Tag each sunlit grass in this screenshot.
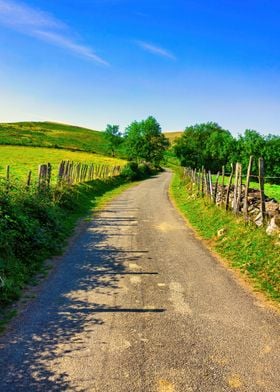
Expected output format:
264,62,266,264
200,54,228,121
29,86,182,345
0,146,126,181
0,121,109,154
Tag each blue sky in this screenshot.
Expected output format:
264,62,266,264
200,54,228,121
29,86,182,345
0,0,280,135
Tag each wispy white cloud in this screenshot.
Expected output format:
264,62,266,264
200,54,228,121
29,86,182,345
34,30,109,65
136,40,176,60
0,0,63,29
0,0,109,65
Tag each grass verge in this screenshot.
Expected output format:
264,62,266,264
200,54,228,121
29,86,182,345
170,167,280,304
0,176,137,321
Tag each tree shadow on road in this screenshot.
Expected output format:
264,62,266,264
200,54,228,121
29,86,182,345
0,211,163,391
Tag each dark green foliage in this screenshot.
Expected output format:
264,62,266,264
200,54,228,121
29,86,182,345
264,135,280,182
120,162,154,180
121,162,140,180
173,122,280,182
104,124,123,157
235,130,266,175
124,116,169,166
0,182,68,305
173,122,234,172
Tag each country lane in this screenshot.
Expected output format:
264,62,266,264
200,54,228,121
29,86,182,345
0,171,279,392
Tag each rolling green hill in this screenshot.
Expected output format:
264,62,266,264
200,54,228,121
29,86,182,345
0,121,108,154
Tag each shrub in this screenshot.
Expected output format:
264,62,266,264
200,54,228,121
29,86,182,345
120,162,140,180
0,182,73,306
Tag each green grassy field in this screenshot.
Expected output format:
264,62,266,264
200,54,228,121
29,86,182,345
0,146,126,181
0,121,109,154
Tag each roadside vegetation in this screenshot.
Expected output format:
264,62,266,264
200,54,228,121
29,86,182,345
170,167,280,304
0,116,168,317
0,175,137,310
166,121,280,305
173,122,280,183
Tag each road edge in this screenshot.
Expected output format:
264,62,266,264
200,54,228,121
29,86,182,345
167,169,280,315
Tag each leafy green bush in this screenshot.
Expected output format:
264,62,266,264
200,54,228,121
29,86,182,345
120,162,140,180
121,161,156,180
0,182,77,306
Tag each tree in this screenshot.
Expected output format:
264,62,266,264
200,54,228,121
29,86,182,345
104,124,122,157
173,121,280,183
263,135,280,183
205,130,236,171
124,116,169,166
173,122,235,172
236,129,266,174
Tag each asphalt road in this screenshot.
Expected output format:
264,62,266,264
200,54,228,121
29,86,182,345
0,171,279,392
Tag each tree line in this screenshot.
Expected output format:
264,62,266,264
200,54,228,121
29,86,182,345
103,118,280,183
173,122,280,182
104,116,169,167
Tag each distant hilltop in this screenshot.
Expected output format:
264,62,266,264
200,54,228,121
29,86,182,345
163,131,183,144
0,121,108,154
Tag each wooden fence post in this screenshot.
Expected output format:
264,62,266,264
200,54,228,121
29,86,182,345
47,163,52,187
190,169,193,192
6,165,10,181
197,170,200,192
243,156,253,221
201,167,205,196
38,164,42,189
258,157,266,224
26,170,32,188
208,170,213,199
76,163,81,183
6,165,10,192
64,161,69,182
233,163,241,213
58,160,65,184
225,164,234,210
213,171,220,204
38,164,48,190
236,163,242,213
221,166,225,206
